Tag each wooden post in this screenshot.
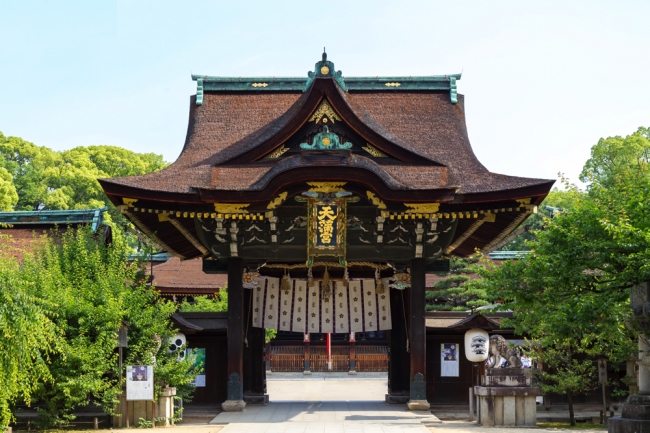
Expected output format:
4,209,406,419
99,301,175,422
386,285,410,404
303,333,312,375
407,258,429,410
349,336,357,375
243,287,269,405
126,401,130,428
222,257,246,411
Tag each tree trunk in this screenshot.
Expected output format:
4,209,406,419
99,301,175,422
567,391,575,426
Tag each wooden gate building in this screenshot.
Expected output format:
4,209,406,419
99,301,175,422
99,52,553,410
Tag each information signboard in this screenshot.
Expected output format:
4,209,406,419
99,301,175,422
441,343,459,377
126,365,154,401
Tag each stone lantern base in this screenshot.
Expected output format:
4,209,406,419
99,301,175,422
474,368,540,427
609,395,650,433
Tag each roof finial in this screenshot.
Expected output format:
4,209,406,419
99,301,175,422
322,48,327,62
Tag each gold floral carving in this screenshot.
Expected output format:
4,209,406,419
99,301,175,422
251,83,268,87
385,82,401,87
366,191,387,209
213,203,250,214
516,198,531,206
122,197,138,207
267,192,288,210
308,100,342,124
265,145,289,159
307,182,347,193
362,144,387,158
404,203,440,213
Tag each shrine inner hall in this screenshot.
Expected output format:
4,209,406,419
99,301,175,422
99,52,554,411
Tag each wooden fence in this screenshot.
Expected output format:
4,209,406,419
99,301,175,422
356,346,388,372
269,345,388,372
270,346,304,372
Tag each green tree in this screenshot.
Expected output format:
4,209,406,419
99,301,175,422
179,292,228,313
533,345,597,425
0,167,18,211
0,132,168,211
7,224,196,428
499,188,581,251
0,248,63,429
425,256,490,311
470,126,650,424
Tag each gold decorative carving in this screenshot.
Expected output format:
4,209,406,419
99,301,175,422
362,144,387,158
267,192,288,210
265,145,289,159
213,203,250,214
307,182,347,193
516,198,531,206
158,212,170,222
404,203,440,213
385,82,401,87
122,197,138,207
251,83,268,87
366,191,387,209
320,66,330,75
308,100,342,124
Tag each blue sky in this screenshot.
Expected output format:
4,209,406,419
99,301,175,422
1,1,649,186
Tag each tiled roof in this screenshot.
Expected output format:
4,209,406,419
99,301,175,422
151,257,226,293
101,77,552,196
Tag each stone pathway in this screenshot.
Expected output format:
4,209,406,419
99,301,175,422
267,373,388,402
209,401,440,433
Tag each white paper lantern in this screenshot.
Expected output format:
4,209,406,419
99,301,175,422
464,328,489,362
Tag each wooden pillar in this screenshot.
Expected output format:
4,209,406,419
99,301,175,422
386,285,410,404
222,257,246,411
349,339,357,375
243,289,269,404
303,334,312,375
408,258,429,410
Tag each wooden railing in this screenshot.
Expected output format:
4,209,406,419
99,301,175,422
356,346,388,372
269,345,388,372
311,347,349,372
270,346,304,372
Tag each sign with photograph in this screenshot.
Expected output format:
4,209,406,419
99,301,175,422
441,343,459,377
126,365,154,400
187,348,206,387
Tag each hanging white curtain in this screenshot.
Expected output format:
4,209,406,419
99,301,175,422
251,277,393,332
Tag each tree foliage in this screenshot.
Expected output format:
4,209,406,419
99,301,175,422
0,225,197,429
179,292,228,313
425,256,490,311
0,132,167,211
470,126,650,422
0,246,62,429
0,167,18,211
499,188,581,251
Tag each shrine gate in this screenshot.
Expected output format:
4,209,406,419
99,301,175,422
99,52,553,411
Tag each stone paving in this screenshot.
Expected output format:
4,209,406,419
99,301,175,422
208,372,440,432
210,401,438,432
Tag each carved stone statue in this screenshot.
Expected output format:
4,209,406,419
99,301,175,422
489,334,521,368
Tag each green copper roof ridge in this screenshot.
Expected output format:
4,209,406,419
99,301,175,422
191,73,462,82
192,53,461,104
0,207,107,232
